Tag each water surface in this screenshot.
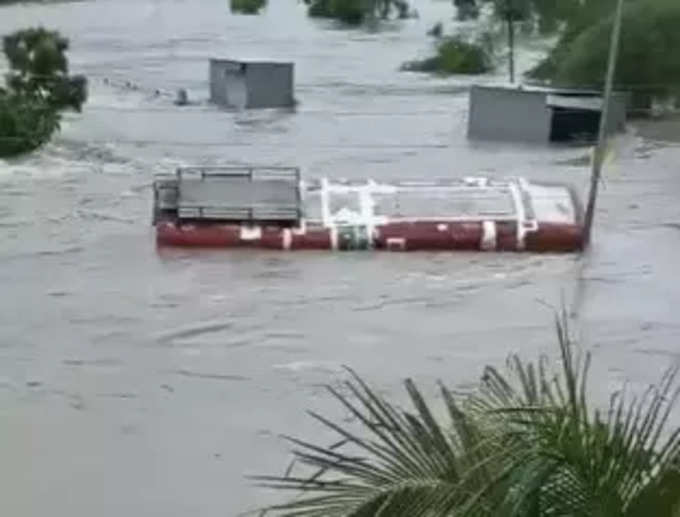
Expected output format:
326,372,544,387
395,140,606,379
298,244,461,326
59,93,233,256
1,1,680,515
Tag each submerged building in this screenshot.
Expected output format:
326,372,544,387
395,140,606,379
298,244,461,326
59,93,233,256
209,58,294,110
467,84,628,143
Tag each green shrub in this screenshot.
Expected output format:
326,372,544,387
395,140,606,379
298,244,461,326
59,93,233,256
454,0,479,20
330,0,364,24
307,0,334,17
305,0,364,23
0,93,60,158
304,0,410,25
230,0,266,15
401,36,492,75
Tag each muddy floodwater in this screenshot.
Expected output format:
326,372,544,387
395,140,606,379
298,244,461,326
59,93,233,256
1,0,680,515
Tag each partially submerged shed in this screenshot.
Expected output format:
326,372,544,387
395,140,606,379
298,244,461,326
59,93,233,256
467,85,627,143
209,58,294,109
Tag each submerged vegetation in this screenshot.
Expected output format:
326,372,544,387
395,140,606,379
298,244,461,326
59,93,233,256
402,36,492,75
303,0,410,25
221,0,680,102
530,0,680,109
0,94,60,157
460,0,680,103
454,0,479,21
0,28,87,158
258,313,680,516
230,0,266,15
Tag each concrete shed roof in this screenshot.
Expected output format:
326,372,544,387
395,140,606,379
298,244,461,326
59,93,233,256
547,95,604,111
210,57,293,65
473,83,607,96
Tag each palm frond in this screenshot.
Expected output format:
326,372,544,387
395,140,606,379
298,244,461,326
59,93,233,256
462,310,680,517
256,311,680,517
254,368,494,516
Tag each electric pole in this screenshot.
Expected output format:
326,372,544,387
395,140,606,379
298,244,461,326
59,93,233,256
583,0,624,248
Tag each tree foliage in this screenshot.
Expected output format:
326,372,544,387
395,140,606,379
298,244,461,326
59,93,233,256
303,0,410,25
530,0,680,100
230,0,266,15
0,27,86,158
0,94,60,156
450,0,606,82
455,0,615,34
3,28,87,112
257,313,680,516
448,0,680,106
401,36,492,75
454,0,479,21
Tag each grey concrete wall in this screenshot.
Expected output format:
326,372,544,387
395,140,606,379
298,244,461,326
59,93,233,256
224,67,248,109
607,93,628,133
210,59,248,108
245,62,294,109
209,60,294,109
209,59,240,105
468,86,552,143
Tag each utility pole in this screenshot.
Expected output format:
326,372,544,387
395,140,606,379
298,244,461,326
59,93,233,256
582,0,624,248
503,0,515,83
507,13,515,83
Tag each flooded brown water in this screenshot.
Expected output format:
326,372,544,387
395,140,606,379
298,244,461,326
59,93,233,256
1,0,680,515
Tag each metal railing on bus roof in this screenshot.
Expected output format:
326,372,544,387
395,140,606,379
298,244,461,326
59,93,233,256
176,166,300,182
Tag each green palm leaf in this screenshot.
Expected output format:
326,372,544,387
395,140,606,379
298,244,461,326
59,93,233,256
462,310,680,517
253,368,496,516
256,311,680,517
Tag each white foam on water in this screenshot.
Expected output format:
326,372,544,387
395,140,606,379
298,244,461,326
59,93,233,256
272,360,343,374
0,153,84,180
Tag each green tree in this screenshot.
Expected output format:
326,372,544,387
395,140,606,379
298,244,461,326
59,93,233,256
533,0,680,101
230,0,266,15
0,28,87,158
526,0,680,116
257,314,680,516
454,0,586,33
455,0,577,82
454,0,479,21
3,28,87,112
401,36,492,75
303,0,410,25
0,94,60,156
528,0,624,81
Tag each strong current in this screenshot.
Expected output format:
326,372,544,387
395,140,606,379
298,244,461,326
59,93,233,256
1,0,679,515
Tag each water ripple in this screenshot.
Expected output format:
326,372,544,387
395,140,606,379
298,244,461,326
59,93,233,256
155,321,234,345
172,369,250,382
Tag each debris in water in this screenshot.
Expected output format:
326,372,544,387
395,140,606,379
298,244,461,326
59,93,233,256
98,392,137,399
174,369,250,382
69,395,86,411
174,88,189,106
